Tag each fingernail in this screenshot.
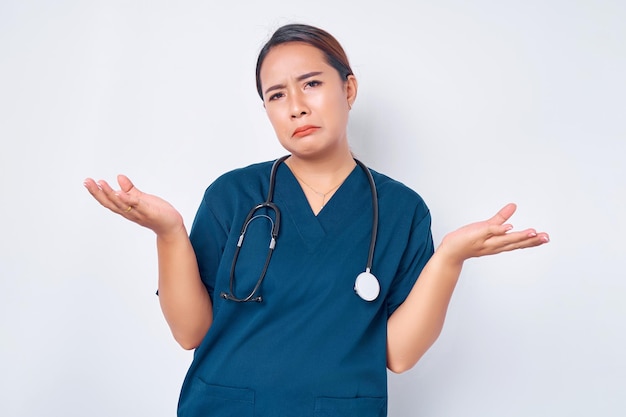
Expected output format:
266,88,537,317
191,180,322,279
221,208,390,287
541,236,550,243
528,231,537,237
505,224,513,231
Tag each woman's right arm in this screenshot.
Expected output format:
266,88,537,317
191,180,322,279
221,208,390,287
84,175,213,350
155,226,212,350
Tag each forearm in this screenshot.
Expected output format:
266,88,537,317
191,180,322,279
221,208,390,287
157,227,213,350
386,203,550,373
386,249,463,373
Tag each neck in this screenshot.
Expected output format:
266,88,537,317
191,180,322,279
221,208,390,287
285,150,355,180
285,151,357,215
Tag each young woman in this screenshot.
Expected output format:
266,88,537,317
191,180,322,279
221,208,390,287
84,23,549,417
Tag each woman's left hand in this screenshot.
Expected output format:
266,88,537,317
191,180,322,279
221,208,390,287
438,203,549,266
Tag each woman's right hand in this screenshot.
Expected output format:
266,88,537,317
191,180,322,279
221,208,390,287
83,174,185,239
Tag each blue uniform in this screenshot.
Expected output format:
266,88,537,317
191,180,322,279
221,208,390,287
178,159,434,417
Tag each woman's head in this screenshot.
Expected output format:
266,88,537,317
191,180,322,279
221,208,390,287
255,24,354,100
256,24,358,160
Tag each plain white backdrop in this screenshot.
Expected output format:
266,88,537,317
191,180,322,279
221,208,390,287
1,1,624,416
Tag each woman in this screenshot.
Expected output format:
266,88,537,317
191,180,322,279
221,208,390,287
84,23,549,417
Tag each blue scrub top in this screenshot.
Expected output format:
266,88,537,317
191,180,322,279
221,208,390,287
179,159,434,417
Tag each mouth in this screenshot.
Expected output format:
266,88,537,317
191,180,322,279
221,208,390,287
292,125,320,138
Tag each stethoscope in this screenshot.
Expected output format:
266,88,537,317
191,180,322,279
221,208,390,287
220,155,380,303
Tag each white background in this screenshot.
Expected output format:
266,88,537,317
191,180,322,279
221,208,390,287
1,1,624,416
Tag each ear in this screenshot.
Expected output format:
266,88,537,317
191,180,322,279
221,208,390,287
345,75,358,109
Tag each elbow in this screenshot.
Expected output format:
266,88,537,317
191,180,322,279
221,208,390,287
387,358,417,374
173,330,206,351
386,327,442,373
168,317,212,351
386,343,431,374
177,339,200,351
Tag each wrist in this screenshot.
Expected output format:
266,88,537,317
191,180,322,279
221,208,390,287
156,224,188,245
435,236,467,268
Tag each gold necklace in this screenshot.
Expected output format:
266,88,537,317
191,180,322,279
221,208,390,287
292,172,345,210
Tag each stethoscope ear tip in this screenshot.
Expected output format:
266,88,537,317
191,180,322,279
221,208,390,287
220,292,264,303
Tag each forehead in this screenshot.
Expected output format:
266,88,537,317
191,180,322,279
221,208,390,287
259,42,331,82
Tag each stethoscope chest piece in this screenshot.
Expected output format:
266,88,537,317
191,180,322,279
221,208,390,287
354,271,380,302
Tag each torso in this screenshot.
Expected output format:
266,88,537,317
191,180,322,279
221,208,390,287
181,159,434,417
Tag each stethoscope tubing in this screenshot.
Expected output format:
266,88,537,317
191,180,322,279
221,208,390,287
222,155,379,303
355,159,378,274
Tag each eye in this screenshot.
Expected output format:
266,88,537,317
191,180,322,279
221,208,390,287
305,80,322,88
268,92,284,101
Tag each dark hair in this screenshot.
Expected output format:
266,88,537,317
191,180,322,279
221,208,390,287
255,23,354,99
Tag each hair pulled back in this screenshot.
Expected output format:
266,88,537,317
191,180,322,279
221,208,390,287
255,24,354,100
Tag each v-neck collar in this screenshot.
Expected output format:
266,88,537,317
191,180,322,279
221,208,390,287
273,163,366,252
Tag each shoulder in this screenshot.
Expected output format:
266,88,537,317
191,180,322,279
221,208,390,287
212,160,274,185
203,160,274,196
369,168,429,219
194,160,276,220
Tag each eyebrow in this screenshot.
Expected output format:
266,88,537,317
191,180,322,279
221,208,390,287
263,71,324,96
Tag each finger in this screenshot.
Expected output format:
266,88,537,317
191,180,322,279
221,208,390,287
83,178,105,202
117,174,136,194
115,175,143,209
499,228,537,243
487,223,514,237
97,179,135,214
115,191,141,214
83,177,99,193
501,235,549,251
491,229,549,252
84,178,122,212
487,203,517,225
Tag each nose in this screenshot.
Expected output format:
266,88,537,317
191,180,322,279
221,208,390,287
289,91,309,119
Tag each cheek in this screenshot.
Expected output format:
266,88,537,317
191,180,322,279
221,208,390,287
264,107,279,126
265,108,289,137
320,94,349,126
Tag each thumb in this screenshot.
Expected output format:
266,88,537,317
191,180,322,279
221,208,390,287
117,174,137,193
488,203,517,225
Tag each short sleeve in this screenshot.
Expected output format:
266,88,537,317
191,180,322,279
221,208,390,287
386,206,434,317
188,187,230,300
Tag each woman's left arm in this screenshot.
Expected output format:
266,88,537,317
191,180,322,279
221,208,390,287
386,203,549,373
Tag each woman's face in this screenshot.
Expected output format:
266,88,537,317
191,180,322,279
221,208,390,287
259,42,357,160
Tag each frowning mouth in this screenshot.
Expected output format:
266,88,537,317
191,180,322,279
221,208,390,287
292,125,320,138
